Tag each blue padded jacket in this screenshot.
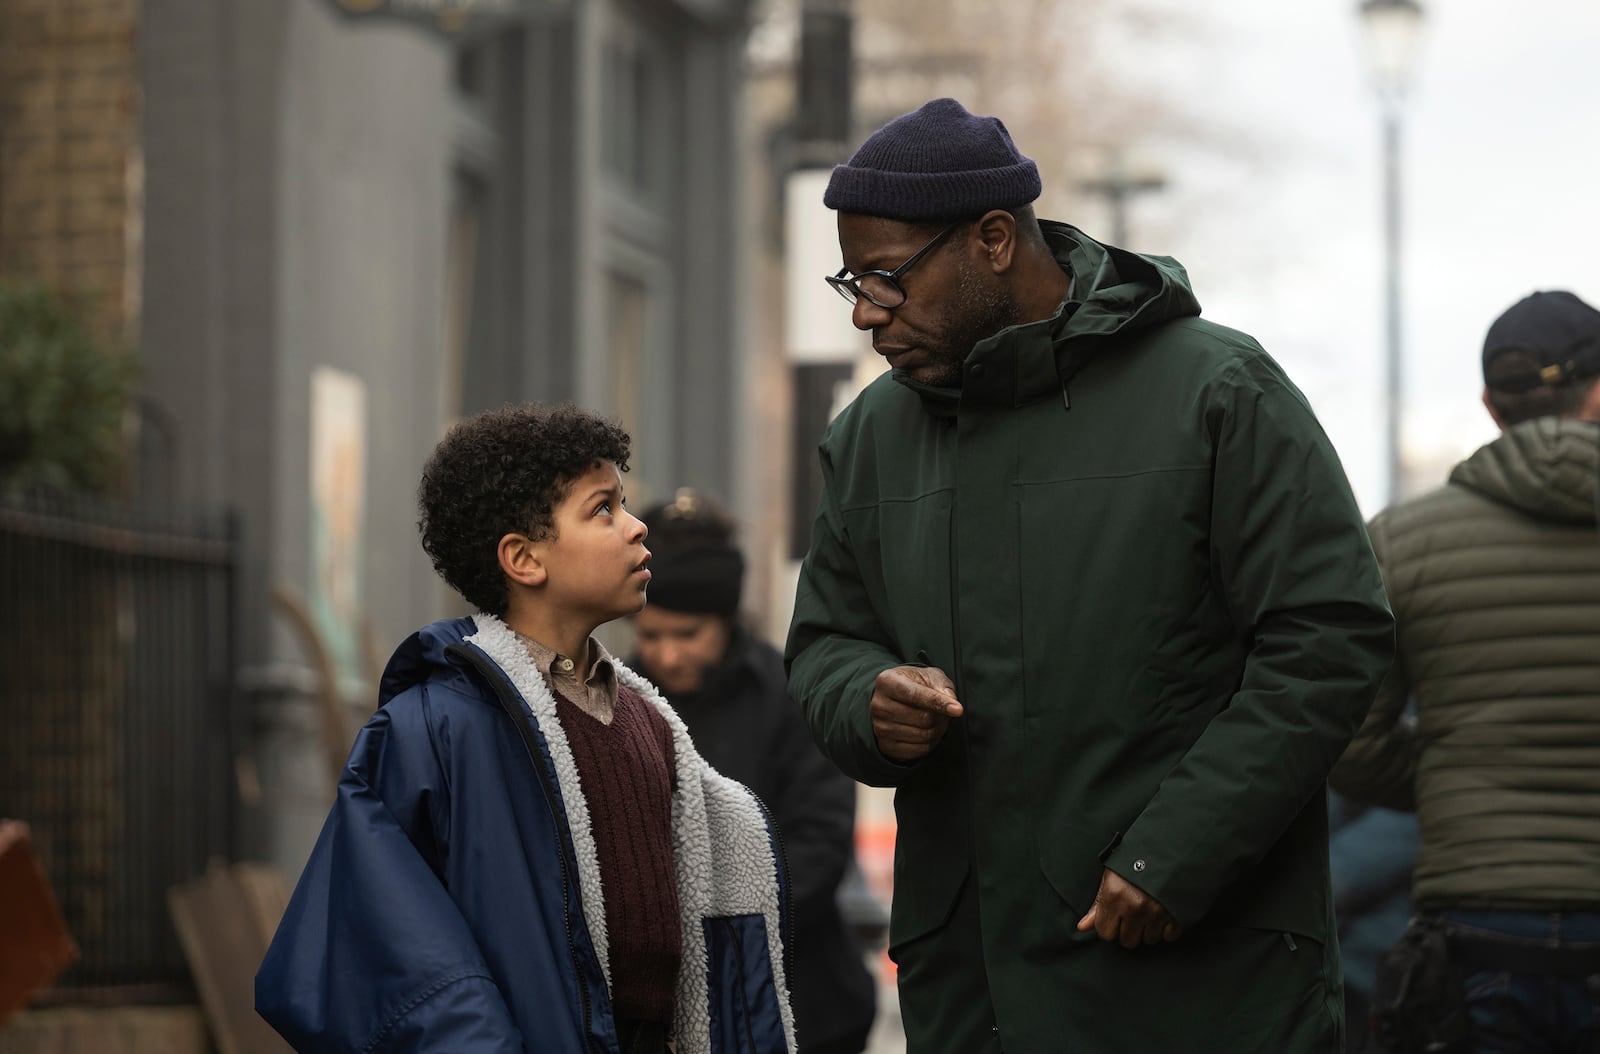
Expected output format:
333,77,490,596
256,615,793,1054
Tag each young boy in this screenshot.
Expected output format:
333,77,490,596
256,404,794,1054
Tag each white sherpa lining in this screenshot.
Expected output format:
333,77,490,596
466,615,612,988
465,615,795,1054
615,661,797,1054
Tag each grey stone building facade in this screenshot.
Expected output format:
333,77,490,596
136,0,757,876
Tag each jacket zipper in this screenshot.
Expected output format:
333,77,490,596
947,493,967,703
948,434,979,890
746,790,794,990
448,644,599,1052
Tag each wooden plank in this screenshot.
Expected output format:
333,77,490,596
230,864,290,947
0,820,78,1028
167,862,294,1054
0,1007,209,1054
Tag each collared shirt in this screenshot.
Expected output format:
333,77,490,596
517,633,619,724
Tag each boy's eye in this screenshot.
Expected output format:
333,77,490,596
595,501,612,515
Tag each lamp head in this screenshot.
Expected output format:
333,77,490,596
1359,0,1426,103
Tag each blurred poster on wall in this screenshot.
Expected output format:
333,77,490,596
311,366,367,694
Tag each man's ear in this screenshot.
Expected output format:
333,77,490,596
498,532,547,588
1580,379,1600,422
975,209,1018,273
1481,388,1508,431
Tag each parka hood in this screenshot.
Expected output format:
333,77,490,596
1450,417,1599,525
893,221,1201,414
1050,222,1200,342
377,615,478,707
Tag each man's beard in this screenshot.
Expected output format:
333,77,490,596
917,262,1022,388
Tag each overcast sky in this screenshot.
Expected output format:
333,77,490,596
1086,0,1600,515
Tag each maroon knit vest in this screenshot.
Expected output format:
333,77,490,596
554,684,682,1024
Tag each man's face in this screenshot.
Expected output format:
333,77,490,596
837,212,1020,387
535,460,653,625
631,605,731,697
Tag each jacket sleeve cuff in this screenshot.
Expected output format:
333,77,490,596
1101,838,1207,929
814,660,925,788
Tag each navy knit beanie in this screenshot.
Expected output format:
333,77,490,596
824,98,1042,222
639,489,745,618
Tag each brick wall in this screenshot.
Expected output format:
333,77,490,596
0,0,141,343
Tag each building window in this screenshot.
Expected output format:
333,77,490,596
443,169,487,425
601,25,656,195
607,268,650,439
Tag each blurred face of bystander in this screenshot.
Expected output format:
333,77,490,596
632,605,731,697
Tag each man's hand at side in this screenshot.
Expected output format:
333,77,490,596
1076,868,1182,949
871,666,963,762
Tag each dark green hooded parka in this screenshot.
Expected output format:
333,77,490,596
785,224,1395,1053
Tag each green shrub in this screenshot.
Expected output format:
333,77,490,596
0,282,136,497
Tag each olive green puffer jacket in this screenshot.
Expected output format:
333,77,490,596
1331,417,1600,910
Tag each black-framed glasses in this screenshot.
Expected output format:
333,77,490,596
826,221,963,309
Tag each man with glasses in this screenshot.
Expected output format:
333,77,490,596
785,97,1395,1053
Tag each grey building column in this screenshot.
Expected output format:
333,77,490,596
513,13,582,408
139,0,287,677
787,0,854,557
139,0,290,862
676,18,748,504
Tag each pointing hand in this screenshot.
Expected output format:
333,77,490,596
870,665,963,762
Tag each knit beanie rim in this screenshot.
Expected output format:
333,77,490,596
824,97,1042,222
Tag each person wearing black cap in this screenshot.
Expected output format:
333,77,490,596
784,98,1396,1053
632,489,878,1054
1333,290,1600,1053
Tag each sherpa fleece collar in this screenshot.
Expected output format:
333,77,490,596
463,614,795,1054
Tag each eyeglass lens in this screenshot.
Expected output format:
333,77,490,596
831,273,903,308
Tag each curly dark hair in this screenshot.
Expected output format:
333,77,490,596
417,403,631,615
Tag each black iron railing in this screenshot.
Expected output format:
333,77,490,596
0,493,238,1000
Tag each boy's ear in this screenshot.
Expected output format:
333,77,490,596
497,532,547,588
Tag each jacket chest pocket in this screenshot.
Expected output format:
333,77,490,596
1014,472,1213,718
842,491,956,662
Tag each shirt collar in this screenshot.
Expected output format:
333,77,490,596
516,632,617,688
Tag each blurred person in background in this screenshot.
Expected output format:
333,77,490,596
1333,290,1600,1054
785,97,1395,1053
1328,789,1418,1052
633,489,878,1054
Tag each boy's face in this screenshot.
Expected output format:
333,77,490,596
535,460,652,625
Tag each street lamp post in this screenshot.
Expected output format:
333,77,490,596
1077,153,1167,249
1359,0,1425,505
